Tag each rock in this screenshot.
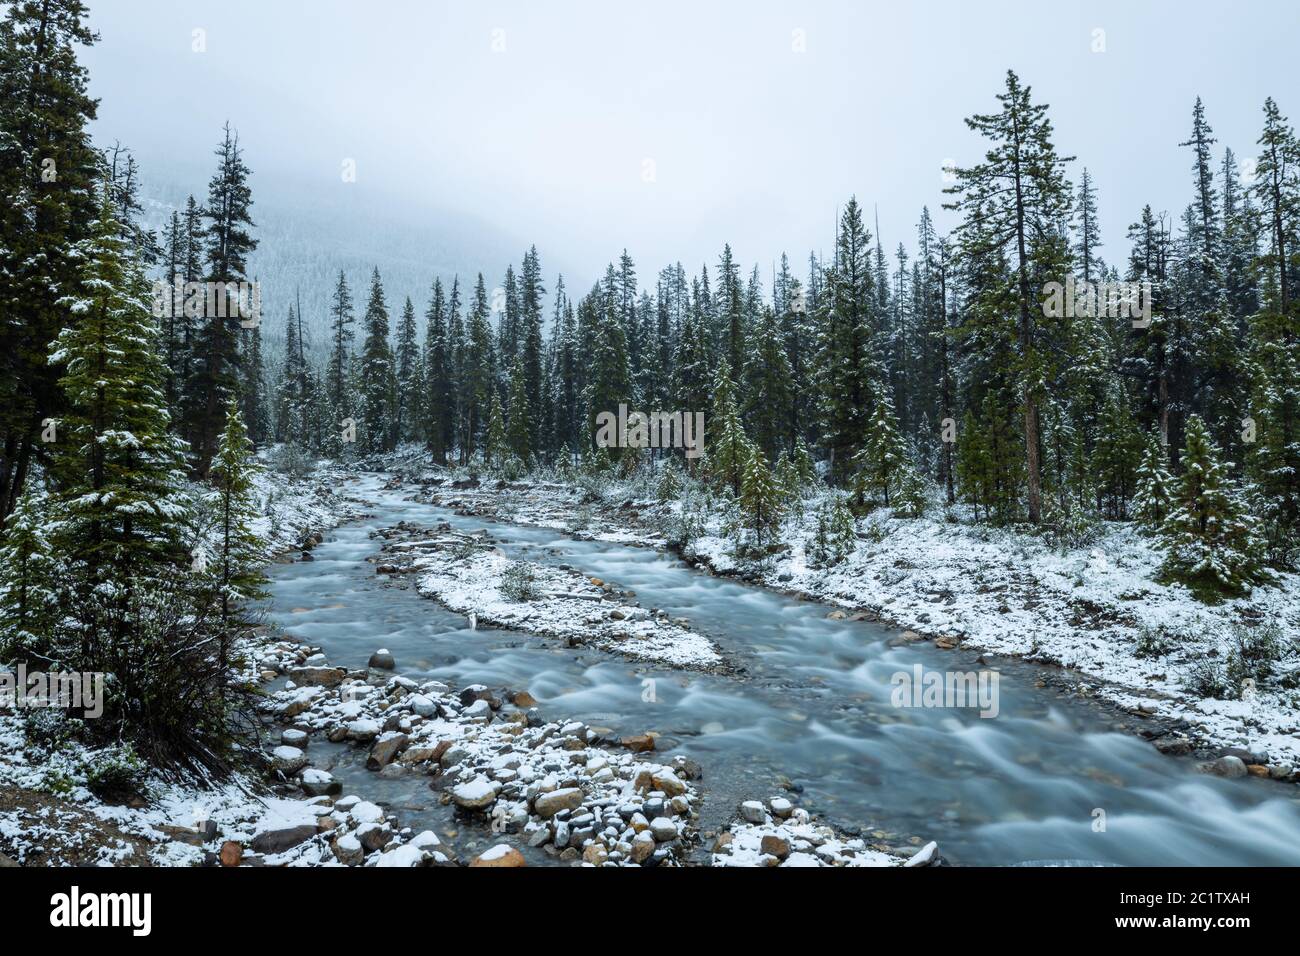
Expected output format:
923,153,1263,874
1201,755,1248,779
349,801,384,825
827,610,847,620
510,690,537,709
711,832,733,854
288,666,347,687
1269,763,1295,780
770,797,794,819
356,822,393,852
218,841,242,867
903,840,940,867
408,694,438,717
332,833,364,866
534,787,584,819
470,844,526,867
281,728,309,749
345,718,381,741
760,834,790,860
400,740,451,765
620,734,655,753
651,769,686,797
458,684,495,707
669,756,703,780
300,768,341,796
740,800,767,824
1246,764,1270,778
366,732,410,770
271,745,308,774
631,830,656,863
250,825,318,855
451,778,499,810
649,817,678,842
582,843,608,865
368,649,396,670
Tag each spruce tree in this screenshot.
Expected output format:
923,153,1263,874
1159,415,1261,596
394,295,422,444
0,487,63,662
1132,430,1175,531
739,445,783,551
706,359,750,496
358,267,396,454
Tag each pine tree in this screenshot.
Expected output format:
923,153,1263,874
187,122,257,475
853,390,910,509
422,278,452,462
945,70,1074,523
0,487,63,662
205,396,267,678
484,389,507,466
739,445,783,551
1159,415,1261,596
808,493,857,568
743,305,793,462
358,267,396,454
1132,430,1175,531
706,359,750,495
394,295,422,444
47,190,193,670
0,0,102,519
817,198,881,484
325,270,356,453
505,356,532,464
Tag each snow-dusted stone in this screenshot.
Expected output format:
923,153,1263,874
346,718,381,741
904,841,940,867
649,817,678,842
334,795,361,813
452,778,498,810
333,833,364,866
463,698,492,719
630,830,656,863
368,649,396,670
740,800,767,824
366,732,409,770
408,694,438,717
250,825,318,855
651,768,686,797
349,801,384,825
272,745,308,774
281,728,309,748
534,787,584,819
469,844,525,867
373,843,427,867
301,768,340,797
770,797,793,819
1201,755,1248,778
356,821,393,852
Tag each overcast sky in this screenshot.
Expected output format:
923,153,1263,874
81,0,1300,289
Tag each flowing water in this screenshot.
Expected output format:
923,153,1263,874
264,474,1300,866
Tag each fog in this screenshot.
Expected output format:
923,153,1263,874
82,0,1300,292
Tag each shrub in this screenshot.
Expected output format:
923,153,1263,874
81,743,147,802
1184,657,1231,700
500,562,541,602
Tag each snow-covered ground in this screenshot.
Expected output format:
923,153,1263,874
369,520,724,670
417,469,1300,774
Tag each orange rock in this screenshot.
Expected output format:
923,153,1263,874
469,845,526,867
219,841,243,867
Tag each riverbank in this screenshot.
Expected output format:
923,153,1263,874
396,459,1300,780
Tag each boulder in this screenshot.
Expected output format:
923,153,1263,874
288,666,347,688
250,825,318,855
368,649,396,670
469,844,526,867
534,787,584,819
760,834,791,860
451,778,498,810
620,734,655,753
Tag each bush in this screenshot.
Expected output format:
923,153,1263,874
1184,657,1231,700
500,562,541,602
267,442,313,478
1134,626,1175,659
81,743,147,802
1225,623,1284,689
808,495,858,568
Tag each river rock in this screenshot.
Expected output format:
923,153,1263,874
620,734,655,753
649,817,678,842
408,694,438,717
250,825,318,855
271,745,308,774
301,768,340,796
631,830,656,863
452,778,498,810
470,844,525,867
281,728,309,749
218,841,243,867
288,666,347,687
332,833,364,866
760,834,791,860
1202,755,1248,778
366,732,410,770
368,649,396,670
534,787,584,819
740,800,767,824
651,768,686,797
346,718,381,742
356,822,393,852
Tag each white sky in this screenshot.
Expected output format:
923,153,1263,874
82,0,1300,290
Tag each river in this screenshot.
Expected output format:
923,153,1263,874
263,475,1300,866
